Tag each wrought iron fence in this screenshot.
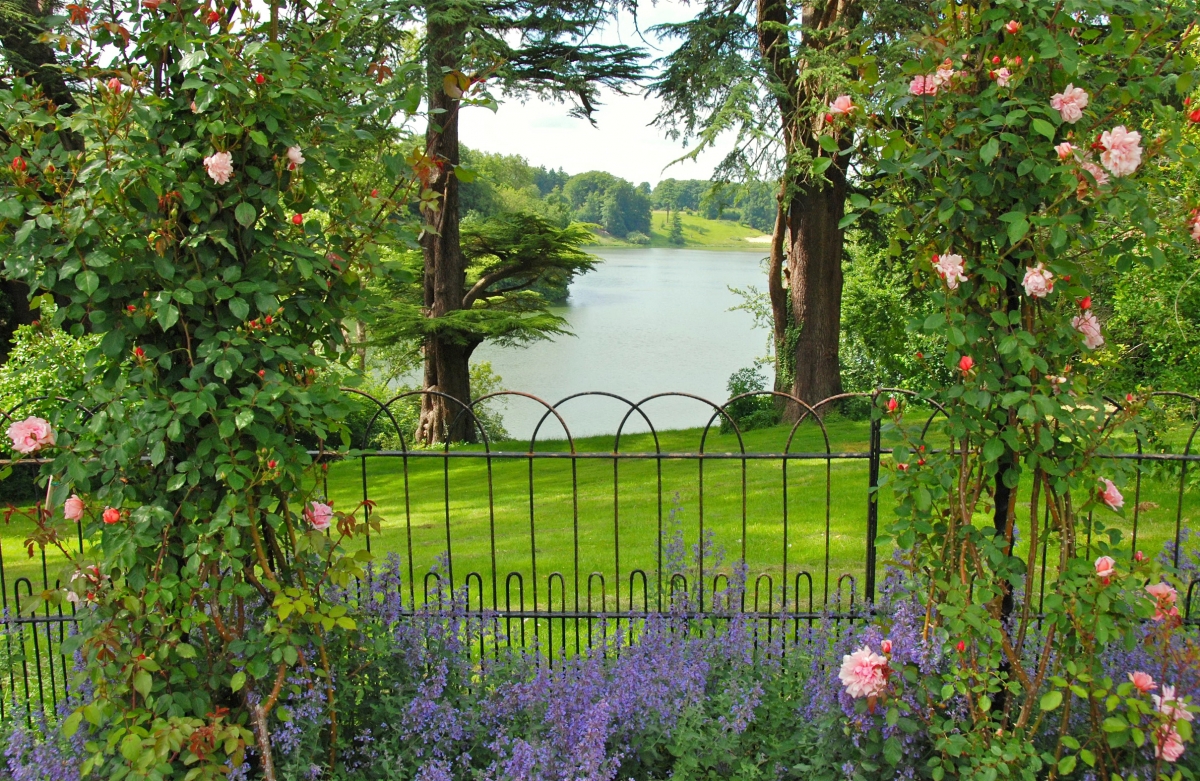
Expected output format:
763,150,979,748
2,388,1199,722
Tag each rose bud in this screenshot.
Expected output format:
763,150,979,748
292,213,304,225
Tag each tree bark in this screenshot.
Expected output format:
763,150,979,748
415,5,475,444
784,167,846,414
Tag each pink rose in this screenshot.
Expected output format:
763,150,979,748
1094,555,1115,579
306,501,333,531
203,151,234,185
828,95,855,115
1190,211,1200,243
1004,20,1021,34
106,77,122,93
1050,84,1089,123
1081,159,1109,187
1154,685,1195,723
1129,671,1157,693
1072,311,1104,349
1054,142,1075,160
838,646,889,698
995,67,1012,87
909,74,938,96
933,253,967,290
64,494,84,522
1157,726,1186,762
286,145,306,171
909,75,929,96
102,507,121,524
880,639,892,654
1099,125,1143,177
7,416,55,454
1099,478,1123,510
1022,263,1054,298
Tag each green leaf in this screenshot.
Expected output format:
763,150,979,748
235,409,254,430
980,138,1000,164
234,202,257,227
157,304,180,330
1007,217,1030,245
229,297,250,321
818,135,839,153
77,270,99,296
1031,118,1056,140
230,671,246,692
134,670,153,697
63,711,83,738
0,198,24,220
983,437,1005,462
1041,690,1063,711
176,643,197,659
1058,755,1076,775
120,733,142,762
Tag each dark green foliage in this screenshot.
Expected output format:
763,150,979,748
668,212,685,245
563,170,652,237
720,366,779,434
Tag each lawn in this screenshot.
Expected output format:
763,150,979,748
584,211,768,250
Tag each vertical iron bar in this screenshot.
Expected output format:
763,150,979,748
865,413,881,604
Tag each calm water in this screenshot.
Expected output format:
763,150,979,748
473,248,770,440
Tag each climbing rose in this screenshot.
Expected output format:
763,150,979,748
1094,556,1115,579
995,67,1012,87
839,646,889,698
1050,84,1089,123
1072,311,1104,349
7,416,55,454
1099,478,1123,510
933,253,967,289
203,151,233,185
1190,211,1200,243
106,77,122,93
286,145,305,170
1154,685,1195,723
1005,20,1021,34
1147,582,1179,621
1022,263,1054,298
64,495,84,522
1099,126,1142,177
958,355,974,373
102,507,121,524
1055,142,1075,160
1157,727,1186,762
1081,159,1109,187
306,501,333,531
828,95,854,115
909,75,935,96
932,60,955,89
1129,672,1157,693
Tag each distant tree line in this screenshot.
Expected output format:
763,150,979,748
649,179,776,234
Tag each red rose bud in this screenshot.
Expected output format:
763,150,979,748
142,0,161,9
264,315,273,324
206,10,220,24
991,56,1000,65
257,369,266,377
917,458,926,466
102,507,121,524
915,351,923,359
255,74,265,84
956,640,966,653
1080,296,1091,309
134,346,146,359
370,188,379,197
958,355,975,373
1013,56,1022,65
1126,393,1134,402
127,304,137,312
897,462,908,471
1005,20,1021,34
886,397,898,412
11,156,26,172
1185,97,1192,106
1135,550,1146,562
292,213,303,225
880,639,892,654
268,459,277,469
824,113,834,123
1189,108,1200,124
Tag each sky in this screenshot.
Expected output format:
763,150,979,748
457,2,735,187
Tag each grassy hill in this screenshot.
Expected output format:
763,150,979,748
585,210,769,251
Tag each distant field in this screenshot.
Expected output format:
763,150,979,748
585,211,768,250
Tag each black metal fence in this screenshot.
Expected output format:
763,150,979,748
3,389,1199,722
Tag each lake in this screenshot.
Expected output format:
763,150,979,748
473,247,770,440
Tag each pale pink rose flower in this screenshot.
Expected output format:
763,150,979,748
995,67,1012,87
1022,263,1054,298
933,253,968,290
1072,311,1104,349
1050,84,1089,123
1190,212,1200,243
64,495,84,522
1081,159,1109,187
306,501,333,531
909,75,929,96
1157,727,1186,762
1054,142,1075,160
1099,125,1143,177
286,145,305,170
7,416,55,454
828,95,855,115
1154,685,1195,723
1129,671,1157,693
106,77,122,93
1099,478,1123,510
203,151,233,185
1094,555,1115,579
932,60,955,89
839,646,889,698
1147,582,1178,605
190,100,199,113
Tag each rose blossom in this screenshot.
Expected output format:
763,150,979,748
7,416,55,454
1147,582,1179,620
1094,555,1115,579
1022,263,1054,298
828,95,855,115
286,145,305,170
933,253,967,289
1055,142,1075,160
839,646,889,698
880,639,892,654
1081,159,1109,187
1099,478,1123,510
64,495,84,522
1072,311,1104,349
958,355,974,373
1154,685,1195,723
102,507,121,524
1129,671,1157,693
1099,125,1142,177
995,67,1012,87
1190,211,1200,243
909,75,936,96
306,501,333,531
203,151,233,185
1005,20,1021,34
1157,727,1186,762
106,77,122,93
1050,84,1089,123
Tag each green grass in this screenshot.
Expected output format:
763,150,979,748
584,211,768,251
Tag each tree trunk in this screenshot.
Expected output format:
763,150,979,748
415,6,475,444
783,166,846,416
